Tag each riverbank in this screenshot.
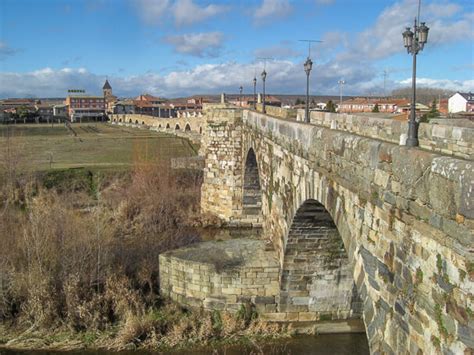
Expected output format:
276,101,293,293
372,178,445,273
0,324,369,354
0,305,292,352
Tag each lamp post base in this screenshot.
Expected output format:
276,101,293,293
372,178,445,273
405,137,419,147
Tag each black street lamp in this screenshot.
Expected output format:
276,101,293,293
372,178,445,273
239,86,243,107
261,69,267,114
304,57,313,123
402,18,429,147
253,76,257,110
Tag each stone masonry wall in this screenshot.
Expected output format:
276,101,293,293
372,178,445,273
200,108,244,221
298,110,473,160
238,109,473,354
280,199,362,321
159,239,280,314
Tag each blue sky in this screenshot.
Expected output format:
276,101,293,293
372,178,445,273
0,0,473,98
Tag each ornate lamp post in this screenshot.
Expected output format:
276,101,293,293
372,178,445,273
253,76,257,110
304,57,313,123
402,19,429,147
239,86,243,107
261,69,267,114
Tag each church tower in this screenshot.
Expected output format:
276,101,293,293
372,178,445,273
103,79,112,97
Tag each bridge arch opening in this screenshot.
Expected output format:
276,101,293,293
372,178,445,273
242,148,262,216
185,123,191,132
166,123,170,129
129,119,133,123
175,124,180,130
280,199,361,320
141,121,145,125
135,120,139,124
158,124,162,129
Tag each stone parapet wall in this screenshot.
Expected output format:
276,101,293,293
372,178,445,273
256,104,297,119
159,239,280,314
109,113,204,145
295,110,473,160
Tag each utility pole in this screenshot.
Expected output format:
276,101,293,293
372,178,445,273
338,79,345,110
383,70,388,98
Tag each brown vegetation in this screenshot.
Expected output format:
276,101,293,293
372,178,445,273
0,139,285,351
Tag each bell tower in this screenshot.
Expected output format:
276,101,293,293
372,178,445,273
103,79,112,97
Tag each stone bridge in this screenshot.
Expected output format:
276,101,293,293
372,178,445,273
160,106,473,354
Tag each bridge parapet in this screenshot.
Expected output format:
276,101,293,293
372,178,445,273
244,110,473,241
296,110,473,160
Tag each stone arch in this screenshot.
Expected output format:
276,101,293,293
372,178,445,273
185,123,191,132
242,148,262,216
142,121,145,125
135,120,139,124
129,118,133,123
166,123,170,129
119,118,122,123
158,124,162,129
279,198,362,321
175,124,180,130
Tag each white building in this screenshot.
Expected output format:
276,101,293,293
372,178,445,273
448,92,474,113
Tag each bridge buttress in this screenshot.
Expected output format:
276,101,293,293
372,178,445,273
200,108,244,221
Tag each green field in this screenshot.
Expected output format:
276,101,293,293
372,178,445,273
0,123,199,171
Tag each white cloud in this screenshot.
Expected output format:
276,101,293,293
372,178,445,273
163,32,224,57
172,0,227,26
134,0,226,26
425,2,460,18
1,63,472,99
254,0,292,21
397,77,474,92
336,0,473,62
135,0,170,25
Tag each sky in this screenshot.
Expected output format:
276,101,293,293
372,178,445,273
0,0,473,98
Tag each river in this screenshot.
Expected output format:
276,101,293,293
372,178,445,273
0,334,369,354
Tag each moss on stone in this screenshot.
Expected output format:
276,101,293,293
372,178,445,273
436,254,443,274
415,268,423,285
431,335,441,349
319,314,333,321
434,304,449,340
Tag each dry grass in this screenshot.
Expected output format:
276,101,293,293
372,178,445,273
0,137,288,351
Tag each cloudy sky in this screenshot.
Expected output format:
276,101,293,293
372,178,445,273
0,0,473,98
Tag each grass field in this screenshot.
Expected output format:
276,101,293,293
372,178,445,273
0,123,199,171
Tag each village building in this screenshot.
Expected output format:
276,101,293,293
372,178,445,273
337,97,410,114
448,92,474,113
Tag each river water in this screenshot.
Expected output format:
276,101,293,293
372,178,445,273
0,334,369,355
